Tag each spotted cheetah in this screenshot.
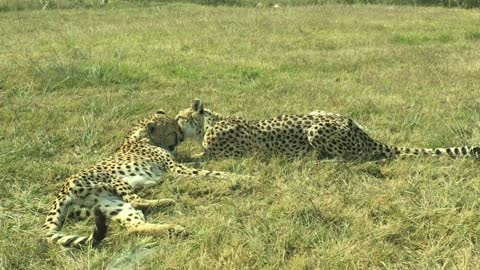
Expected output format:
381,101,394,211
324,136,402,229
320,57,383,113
176,99,480,161
43,110,232,248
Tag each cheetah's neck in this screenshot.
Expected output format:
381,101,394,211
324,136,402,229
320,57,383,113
122,122,151,146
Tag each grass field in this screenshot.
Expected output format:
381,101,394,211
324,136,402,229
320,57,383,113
1,2,480,269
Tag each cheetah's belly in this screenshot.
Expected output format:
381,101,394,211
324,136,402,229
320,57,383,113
123,172,164,190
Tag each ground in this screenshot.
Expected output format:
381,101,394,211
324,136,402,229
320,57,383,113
1,2,480,269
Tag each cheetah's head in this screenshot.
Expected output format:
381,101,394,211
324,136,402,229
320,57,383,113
145,110,184,152
175,98,204,143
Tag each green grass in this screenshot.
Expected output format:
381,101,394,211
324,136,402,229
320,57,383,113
1,2,480,269
1,0,480,11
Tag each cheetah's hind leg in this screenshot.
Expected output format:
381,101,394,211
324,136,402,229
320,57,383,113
96,196,187,239
66,205,95,220
110,178,176,210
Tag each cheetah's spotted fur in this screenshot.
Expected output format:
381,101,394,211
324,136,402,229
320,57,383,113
176,99,480,161
43,110,231,248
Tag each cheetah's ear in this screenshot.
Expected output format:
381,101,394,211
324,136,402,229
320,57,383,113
156,110,166,115
192,98,204,114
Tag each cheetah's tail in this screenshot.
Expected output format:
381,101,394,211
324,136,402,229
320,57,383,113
381,144,480,160
44,207,108,248
92,207,108,246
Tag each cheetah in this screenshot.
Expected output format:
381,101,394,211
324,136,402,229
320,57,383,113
176,99,480,161
43,110,232,248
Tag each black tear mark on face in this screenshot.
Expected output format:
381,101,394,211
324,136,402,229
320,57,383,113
149,124,156,135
